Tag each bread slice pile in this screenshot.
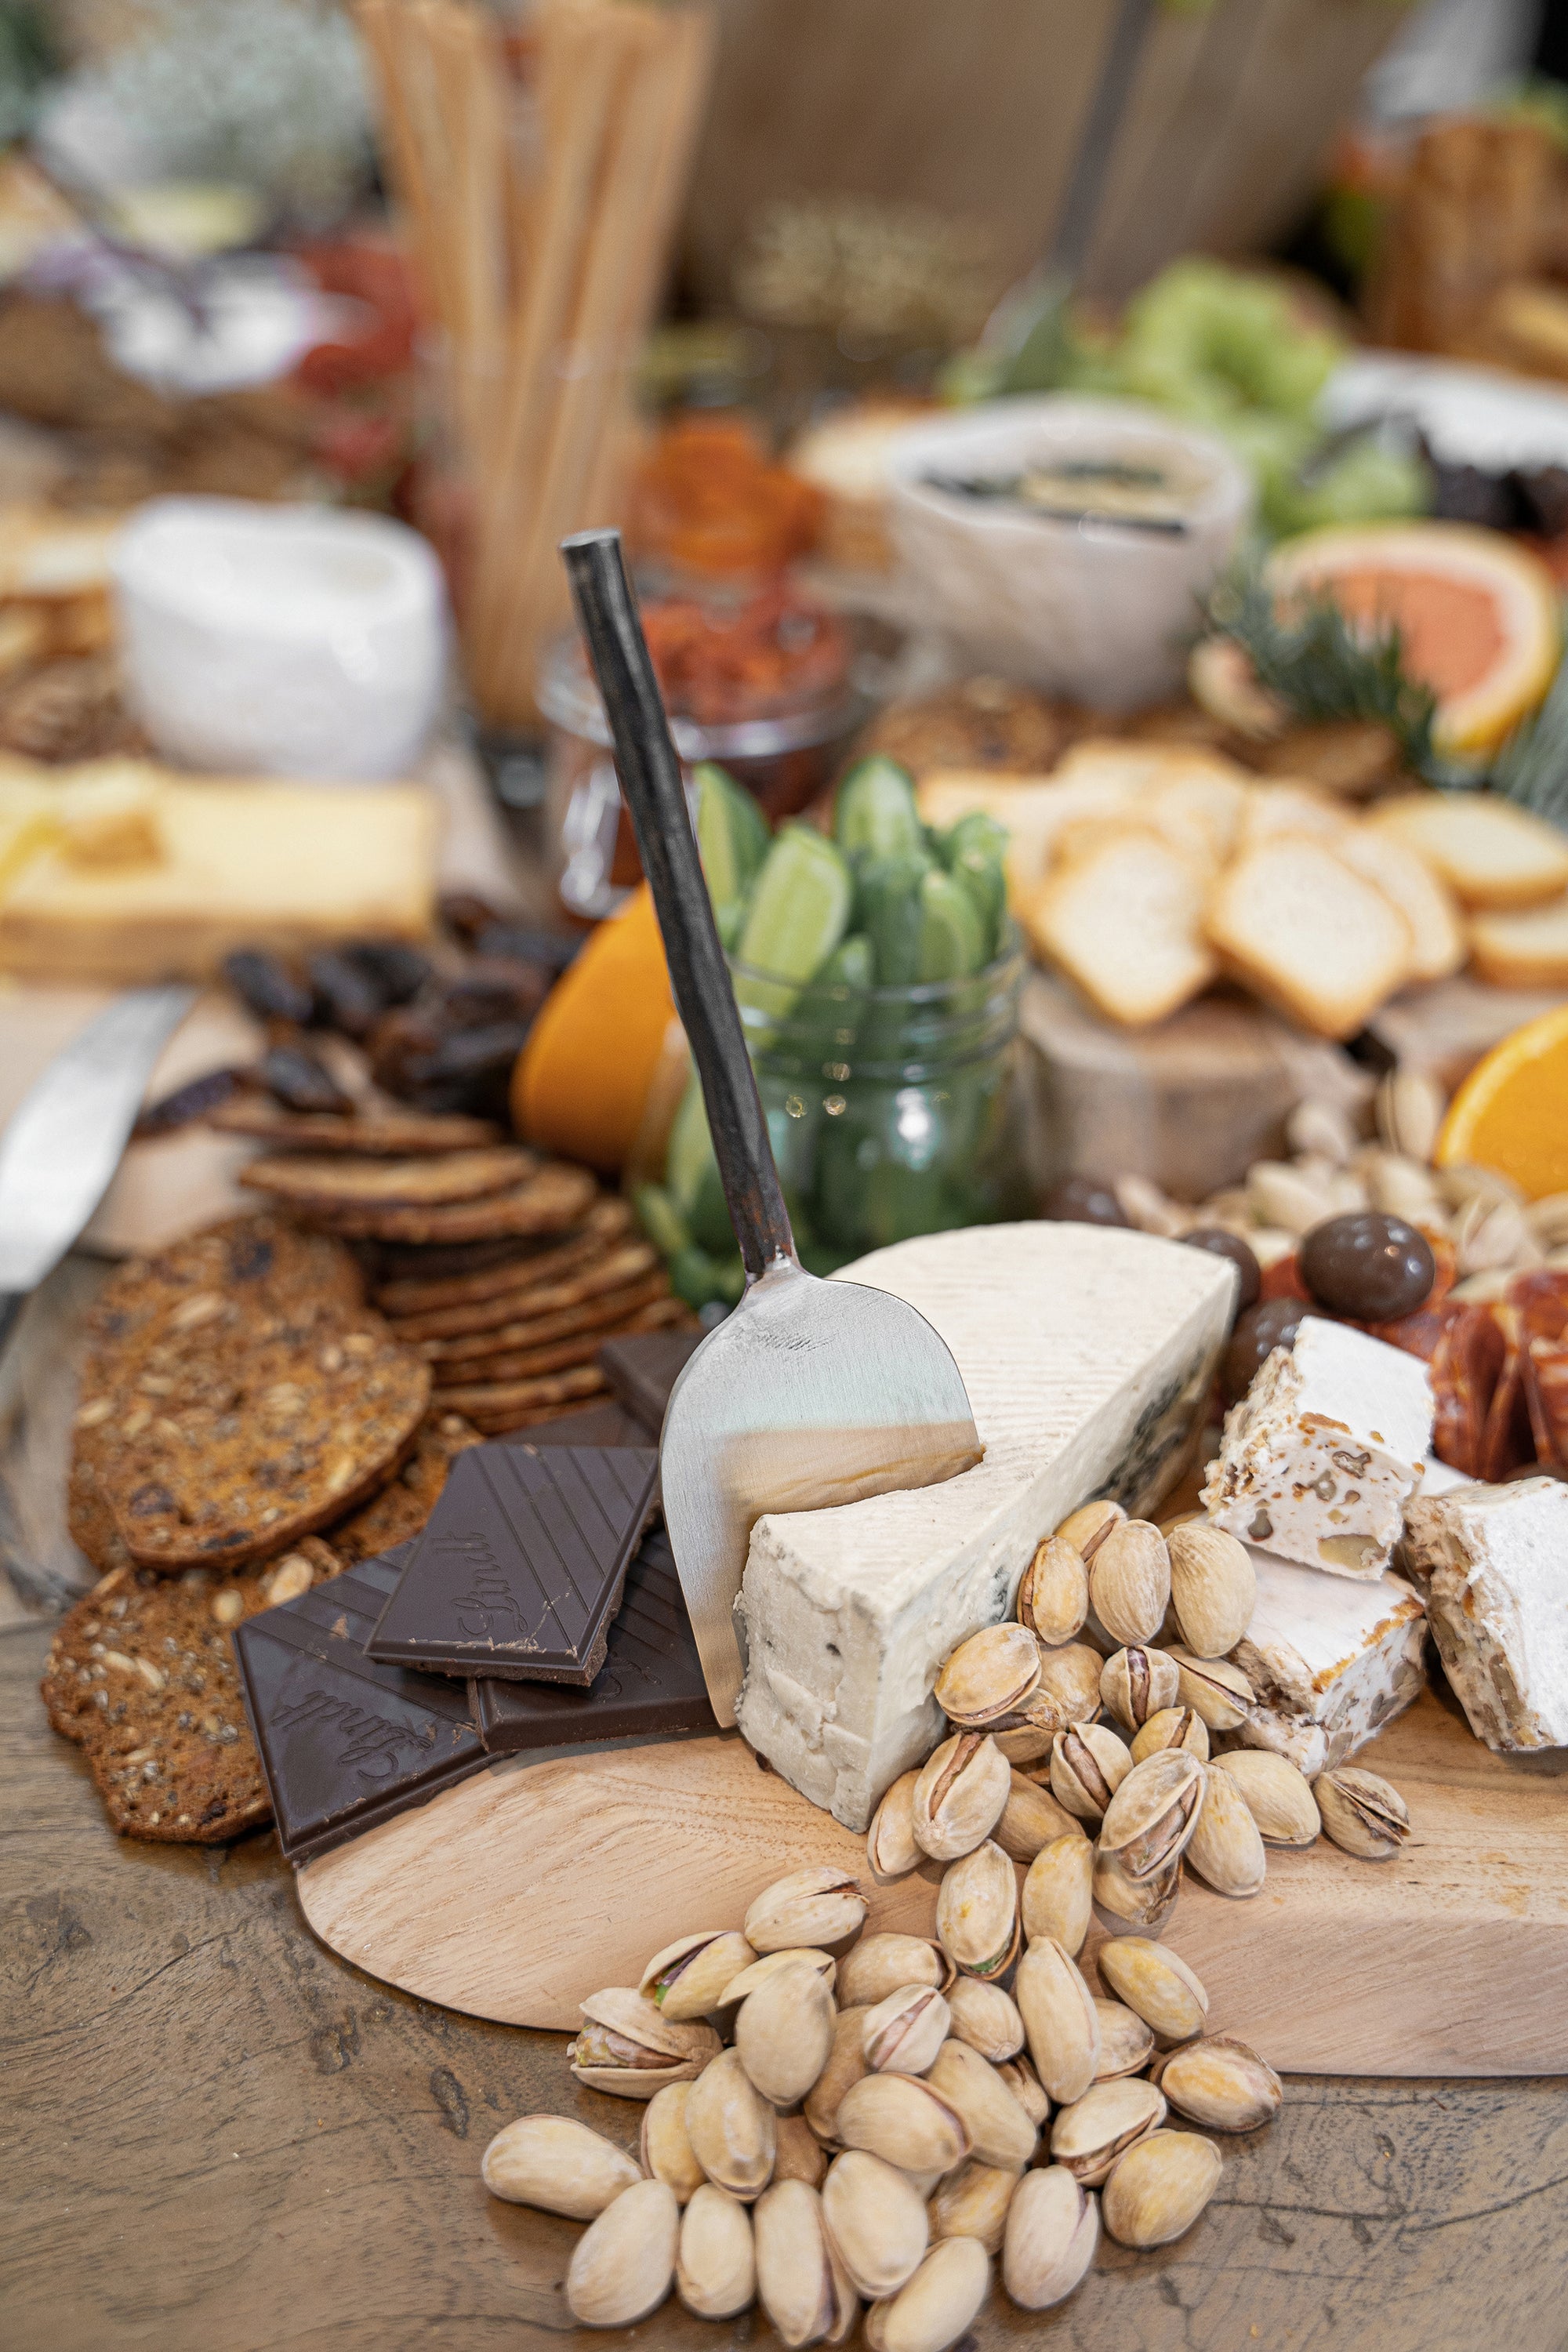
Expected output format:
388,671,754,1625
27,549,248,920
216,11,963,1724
920,743,1568,1036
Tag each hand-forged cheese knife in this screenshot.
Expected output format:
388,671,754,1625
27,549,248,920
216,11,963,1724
562,529,983,1726
0,983,195,1359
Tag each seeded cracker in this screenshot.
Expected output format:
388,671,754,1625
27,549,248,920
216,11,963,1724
428,1297,693,1392
327,1410,483,1563
100,1311,430,1570
41,1539,343,1842
305,1161,597,1244
387,1234,656,1344
208,1102,503,1154
416,1265,670,1365
239,1144,536,1212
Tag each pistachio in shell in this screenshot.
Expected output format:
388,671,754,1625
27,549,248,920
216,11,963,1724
867,1771,924,1882
1215,1748,1319,1846
1184,1758,1267,1897
685,2045,777,2200
838,1933,950,2009
775,2111,830,2188
568,1987,721,2099
1099,1643,1180,1732
753,2177,856,2347
641,2082,706,2202
1098,1748,1207,1879
1097,1936,1210,2042
1029,1640,1105,1730
1017,1535,1088,1645
1313,1765,1410,1859
1152,2034,1283,2133
862,1984,952,2077
835,2072,971,2177
1167,1646,1254,1732
1014,1936,1101,2105
481,2113,641,2217
1001,2164,1099,2310
736,1956,837,2107
677,2181,757,2320
995,2052,1050,2128
821,2148,931,2300
1054,1497,1125,1562
1091,1848,1181,1939
641,1928,757,2022
924,2037,1038,2172
1167,1520,1257,1657
935,1621,1042,1727
1020,1832,1095,1957
566,2176,680,2327
1049,2076,1167,2185
745,1865,866,1955
1131,1704,1210,1765
928,2159,1020,2256
993,1767,1083,1864
1048,1721,1132,1824
944,1973,1025,2063
1088,1519,1171,1646
804,2006,872,2147
719,1946,837,2020
1101,2128,1221,2248
912,1731,1011,1862
1091,1998,1156,2081
863,2235,990,2352
935,1837,1019,1980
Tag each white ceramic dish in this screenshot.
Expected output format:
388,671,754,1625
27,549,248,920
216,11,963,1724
1323,350,1568,472
113,497,448,780
885,397,1252,710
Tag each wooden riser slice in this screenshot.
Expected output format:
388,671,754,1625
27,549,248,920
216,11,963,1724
296,1690,1568,2075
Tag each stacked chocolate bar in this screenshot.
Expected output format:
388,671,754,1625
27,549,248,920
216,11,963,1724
234,1330,714,1861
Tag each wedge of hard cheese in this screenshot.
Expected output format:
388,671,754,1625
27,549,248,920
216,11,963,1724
1227,1544,1427,1777
734,1224,1235,1829
1401,1477,1568,1751
0,773,438,979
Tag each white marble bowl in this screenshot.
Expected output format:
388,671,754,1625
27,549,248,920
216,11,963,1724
886,397,1252,710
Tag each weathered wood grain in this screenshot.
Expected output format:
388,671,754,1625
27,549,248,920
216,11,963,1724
5,1619,1568,2352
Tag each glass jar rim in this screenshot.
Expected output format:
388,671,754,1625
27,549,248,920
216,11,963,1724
536,628,870,757
728,932,1025,1007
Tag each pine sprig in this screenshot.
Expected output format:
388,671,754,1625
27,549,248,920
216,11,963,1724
1492,635,1568,828
1205,571,1440,780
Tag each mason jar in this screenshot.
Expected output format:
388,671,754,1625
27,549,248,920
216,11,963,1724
731,935,1030,1270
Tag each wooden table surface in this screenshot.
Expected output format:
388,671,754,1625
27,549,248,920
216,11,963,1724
4,1615,1566,2352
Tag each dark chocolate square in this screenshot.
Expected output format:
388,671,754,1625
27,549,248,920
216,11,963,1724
233,1545,490,1864
597,1329,702,1436
365,1442,659,1686
470,1527,717,1753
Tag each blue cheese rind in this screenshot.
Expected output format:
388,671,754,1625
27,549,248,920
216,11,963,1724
1225,1543,1427,1777
1201,1316,1434,1579
734,1225,1234,1831
1401,1477,1568,1753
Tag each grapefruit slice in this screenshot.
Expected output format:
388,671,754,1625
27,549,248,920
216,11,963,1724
1436,1002,1568,1201
1267,521,1560,759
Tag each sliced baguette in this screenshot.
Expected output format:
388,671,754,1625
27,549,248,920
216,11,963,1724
1025,826,1217,1026
1205,832,1414,1039
1369,790,1568,909
1468,893,1568,986
1331,823,1467,982
1236,779,1347,847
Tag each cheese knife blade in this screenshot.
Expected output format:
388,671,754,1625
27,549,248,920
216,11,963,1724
561,532,983,1727
0,983,195,1349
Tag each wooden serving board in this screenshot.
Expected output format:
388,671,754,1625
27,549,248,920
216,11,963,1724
297,1687,1568,2076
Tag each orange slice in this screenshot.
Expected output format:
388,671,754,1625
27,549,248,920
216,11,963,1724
1267,521,1560,760
1435,1002,1568,1200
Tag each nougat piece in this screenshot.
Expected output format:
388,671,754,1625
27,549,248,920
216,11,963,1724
1401,1477,1568,1752
1226,1545,1428,1777
1202,1316,1434,1579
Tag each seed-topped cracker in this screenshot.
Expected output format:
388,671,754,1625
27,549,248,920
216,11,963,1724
306,1161,597,1245
239,1145,536,1212
435,1363,613,1432
426,1296,689,1392
376,1203,637,1330
96,1311,430,1570
41,1537,343,1842
326,1409,482,1563
416,1263,670,1366
208,1102,503,1154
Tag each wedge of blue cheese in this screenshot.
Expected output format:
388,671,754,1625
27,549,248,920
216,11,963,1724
1402,1477,1568,1752
733,1225,1234,1830
1201,1316,1433,1579
1225,1544,1427,1777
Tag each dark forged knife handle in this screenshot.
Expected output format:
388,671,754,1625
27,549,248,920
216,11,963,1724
0,1290,22,1361
561,528,797,1284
